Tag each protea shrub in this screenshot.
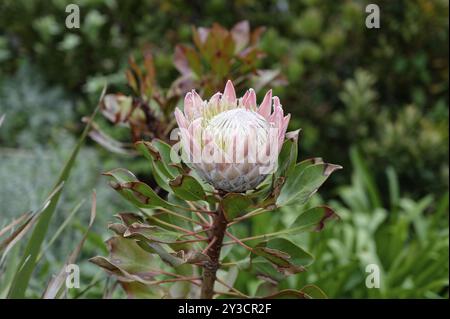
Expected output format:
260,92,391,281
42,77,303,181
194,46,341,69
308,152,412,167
91,80,342,299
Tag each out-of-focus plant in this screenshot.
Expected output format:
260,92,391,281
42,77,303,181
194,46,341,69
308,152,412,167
95,50,180,149
292,149,449,298
0,64,128,232
0,62,73,147
333,69,449,193
366,105,449,192
259,0,448,196
173,21,286,97
0,91,104,298
93,20,286,155
91,80,341,298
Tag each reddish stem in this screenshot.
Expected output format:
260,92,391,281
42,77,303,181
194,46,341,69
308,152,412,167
200,207,227,299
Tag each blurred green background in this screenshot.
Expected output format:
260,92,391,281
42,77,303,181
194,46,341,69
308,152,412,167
0,0,448,298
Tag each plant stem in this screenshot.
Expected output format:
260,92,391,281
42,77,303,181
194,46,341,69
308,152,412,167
222,230,282,245
200,206,227,299
225,230,254,252
227,208,265,226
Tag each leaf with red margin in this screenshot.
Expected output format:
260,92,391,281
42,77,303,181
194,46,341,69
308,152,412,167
252,238,314,275
261,284,327,299
276,161,342,206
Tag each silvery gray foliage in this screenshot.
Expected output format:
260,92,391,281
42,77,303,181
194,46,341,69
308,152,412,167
0,131,127,227
0,61,73,147
0,63,130,267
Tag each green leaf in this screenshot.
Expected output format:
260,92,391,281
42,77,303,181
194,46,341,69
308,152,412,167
119,181,178,210
252,238,313,275
102,168,137,183
248,206,338,241
286,206,338,233
114,212,144,226
169,175,206,201
121,281,165,299
123,223,183,244
300,284,328,299
104,169,177,210
261,285,327,299
295,157,324,173
276,161,342,206
149,160,172,192
249,182,274,205
221,193,253,221
254,282,278,297
7,87,104,298
135,140,182,192
250,256,285,283
275,130,300,179
136,140,180,177
262,289,308,299
89,236,166,289
165,193,197,229
136,241,185,267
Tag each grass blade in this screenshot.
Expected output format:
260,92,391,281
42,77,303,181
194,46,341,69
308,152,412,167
350,147,382,208
0,212,32,238
0,183,64,260
42,191,97,299
7,87,106,298
36,199,86,263
386,166,399,213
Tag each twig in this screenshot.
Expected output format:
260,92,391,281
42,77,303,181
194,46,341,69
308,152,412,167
149,276,202,285
220,258,250,268
179,227,212,238
225,231,254,252
146,214,207,241
223,231,280,246
159,207,208,227
228,208,265,226
202,236,217,254
215,277,249,298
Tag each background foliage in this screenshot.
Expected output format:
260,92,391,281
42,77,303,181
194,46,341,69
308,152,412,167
0,0,448,298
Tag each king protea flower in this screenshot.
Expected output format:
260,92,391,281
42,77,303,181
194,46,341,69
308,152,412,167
174,80,290,193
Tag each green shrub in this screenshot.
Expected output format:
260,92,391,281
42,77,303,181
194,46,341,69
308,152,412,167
294,149,449,298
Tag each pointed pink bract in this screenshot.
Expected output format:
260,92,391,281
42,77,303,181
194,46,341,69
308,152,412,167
223,80,237,105
184,92,194,119
174,108,188,130
258,89,272,119
244,88,257,109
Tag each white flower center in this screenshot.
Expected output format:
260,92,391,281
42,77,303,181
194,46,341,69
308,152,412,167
204,108,271,151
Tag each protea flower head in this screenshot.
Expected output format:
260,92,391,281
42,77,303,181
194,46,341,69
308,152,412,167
174,80,290,193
